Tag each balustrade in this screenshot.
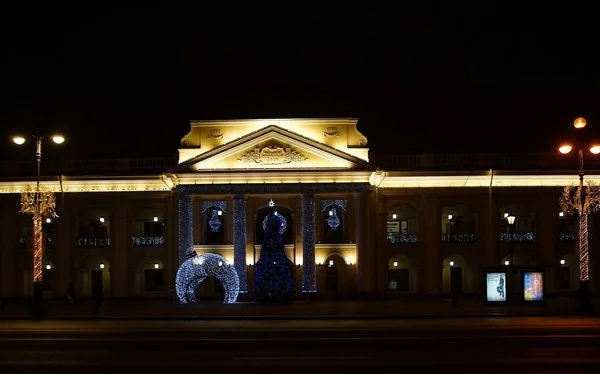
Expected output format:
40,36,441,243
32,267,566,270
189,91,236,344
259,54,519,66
132,236,165,247
442,233,476,243
387,232,419,244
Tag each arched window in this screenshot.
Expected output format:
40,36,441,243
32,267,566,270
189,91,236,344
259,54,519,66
201,201,227,245
255,205,294,245
441,204,476,243
321,199,347,244
387,204,418,244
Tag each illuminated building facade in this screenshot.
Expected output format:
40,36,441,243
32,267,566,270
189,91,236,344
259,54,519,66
0,118,596,300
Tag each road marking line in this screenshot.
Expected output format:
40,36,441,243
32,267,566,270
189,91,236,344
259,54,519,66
233,356,371,360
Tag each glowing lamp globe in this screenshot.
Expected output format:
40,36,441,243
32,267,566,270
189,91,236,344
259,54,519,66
574,117,587,129
13,136,26,145
52,135,65,144
559,145,573,154
590,145,600,155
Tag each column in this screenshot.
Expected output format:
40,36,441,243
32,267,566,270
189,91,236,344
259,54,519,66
301,193,316,293
354,192,369,293
113,201,128,297
55,204,72,297
421,195,441,295
165,194,175,293
177,193,194,265
0,205,15,297
233,194,248,293
538,194,558,293
376,194,388,293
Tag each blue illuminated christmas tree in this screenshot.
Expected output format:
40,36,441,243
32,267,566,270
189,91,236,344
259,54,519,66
254,210,295,301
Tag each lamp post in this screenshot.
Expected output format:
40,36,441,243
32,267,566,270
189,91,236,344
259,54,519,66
558,117,600,314
13,134,65,318
507,213,516,268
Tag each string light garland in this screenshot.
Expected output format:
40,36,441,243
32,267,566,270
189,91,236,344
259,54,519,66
254,211,295,301
233,194,248,293
20,185,57,283
560,181,600,282
301,193,316,293
175,252,239,304
177,183,371,194
177,193,195,265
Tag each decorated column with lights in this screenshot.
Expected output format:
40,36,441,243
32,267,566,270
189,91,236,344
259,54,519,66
301,193,316,293
177,192,195,265
354,191,369,293
233,194,248,293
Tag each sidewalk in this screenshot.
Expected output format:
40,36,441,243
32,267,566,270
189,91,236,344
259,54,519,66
0,296,596,320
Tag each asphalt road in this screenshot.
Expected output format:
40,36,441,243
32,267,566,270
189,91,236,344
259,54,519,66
0,317,599,373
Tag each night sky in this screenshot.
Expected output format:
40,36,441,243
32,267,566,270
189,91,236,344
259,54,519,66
1,4,599,162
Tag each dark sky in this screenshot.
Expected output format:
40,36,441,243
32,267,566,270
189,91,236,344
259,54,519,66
1,4,599,162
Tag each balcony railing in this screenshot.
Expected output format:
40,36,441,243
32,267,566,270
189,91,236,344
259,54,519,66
77,237,111,248
132,236,165,247
375,152,600,171
0,157,176,177
387,233,419,244
19,236,54,249
442,233,476,243
500,232,535,243
559,232,576,242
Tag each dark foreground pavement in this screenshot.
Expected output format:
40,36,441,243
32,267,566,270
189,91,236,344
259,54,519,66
0,317,599,373
1,296,597,319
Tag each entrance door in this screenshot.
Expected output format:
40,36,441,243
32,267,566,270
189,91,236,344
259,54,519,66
558,266,571,289
450,267,463,294
389,269,410,292
91,270,103,297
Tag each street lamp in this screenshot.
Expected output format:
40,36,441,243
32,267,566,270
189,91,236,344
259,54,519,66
507,213,516,268
13,134,65,318
558,117,600,314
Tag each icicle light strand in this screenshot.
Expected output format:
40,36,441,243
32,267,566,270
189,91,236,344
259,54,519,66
301,193,316,293
233,194,248,293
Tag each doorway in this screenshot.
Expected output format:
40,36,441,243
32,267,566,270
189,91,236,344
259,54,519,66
450,267,463,294
91,270,103,297
195,278,223,302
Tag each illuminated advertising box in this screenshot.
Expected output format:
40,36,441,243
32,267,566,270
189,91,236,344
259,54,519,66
523,271,544,302
485,271,507,302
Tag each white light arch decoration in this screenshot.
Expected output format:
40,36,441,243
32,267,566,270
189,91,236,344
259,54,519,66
175,252,239,304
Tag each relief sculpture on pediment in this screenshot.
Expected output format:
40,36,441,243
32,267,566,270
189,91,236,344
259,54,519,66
237,146,308,165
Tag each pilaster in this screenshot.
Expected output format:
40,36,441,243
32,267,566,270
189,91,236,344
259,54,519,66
177,192,194,265
301,193,316,293
421,195,441,295
233,194,248,293
113,201,129,297
55,202,71,297
354,191,369,293
1,202,15,297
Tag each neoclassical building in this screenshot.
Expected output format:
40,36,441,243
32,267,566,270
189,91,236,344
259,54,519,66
0,118,596,300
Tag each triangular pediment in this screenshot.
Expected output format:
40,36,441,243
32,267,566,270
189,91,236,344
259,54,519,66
174,125,373,172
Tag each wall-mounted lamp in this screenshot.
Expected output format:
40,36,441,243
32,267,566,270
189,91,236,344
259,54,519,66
154,263,159,269
449,261,455,267
46,217,52,224
329,210,334,216
46,264,52,270
153,216,159,222
392,213,397,219
504,212,509,218
504,260,510,266
448,214,453,220
393,261,398,267
328,260,333,266
560,259,566,265
217,210,223,216
100,263,105,269
99,217,105,223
